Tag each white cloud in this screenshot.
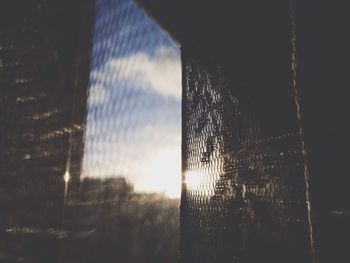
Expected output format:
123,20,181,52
90,45,181,100
88,83,107,106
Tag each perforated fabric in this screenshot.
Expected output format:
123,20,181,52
180,2,314,262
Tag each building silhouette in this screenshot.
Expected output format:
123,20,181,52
0,1,94,262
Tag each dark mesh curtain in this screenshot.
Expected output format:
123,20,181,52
177,1,350,262
180,2,314,263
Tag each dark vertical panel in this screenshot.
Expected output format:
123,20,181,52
296,2,350,262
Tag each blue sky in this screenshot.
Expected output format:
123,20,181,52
82,0,182,198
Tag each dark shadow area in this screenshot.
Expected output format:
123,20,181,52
295,2,350,262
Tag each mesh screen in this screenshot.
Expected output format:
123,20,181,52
180,2,314,262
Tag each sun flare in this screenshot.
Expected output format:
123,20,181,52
184,170,202,190
137,148,181,198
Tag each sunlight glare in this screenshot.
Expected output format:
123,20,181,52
137,148,181,198
64,171,70,183
184,170,202,190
